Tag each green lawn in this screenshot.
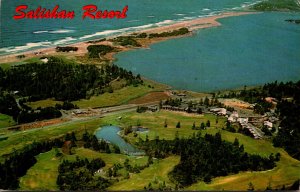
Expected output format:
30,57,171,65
109,156,180,190
26,99,62,109
0,116,111,159
19,149,60,190
120,110,227,142
0,114,16,129
68,148,148,170
19,147,149,190
187,148,300,190
73,81,167,109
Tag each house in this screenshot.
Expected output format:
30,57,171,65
40,58,48,63
264,121,273,130
237,117,248,124
210,108,227,116
147,105,158,112
228,111,239,122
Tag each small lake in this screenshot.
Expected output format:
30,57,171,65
95,125,145,155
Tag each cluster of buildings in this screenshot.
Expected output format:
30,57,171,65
158,99,279,140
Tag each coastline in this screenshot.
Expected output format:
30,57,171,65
0,11,257,64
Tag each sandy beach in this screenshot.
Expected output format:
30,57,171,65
0,11,256,64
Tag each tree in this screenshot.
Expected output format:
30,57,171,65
206,120,210,127
164,119,168,128
197,108,202,114
204,97,210,106
124,126,133,135
200,122,205,130
176,122,181,128
233,138,239,146
147,156,153,166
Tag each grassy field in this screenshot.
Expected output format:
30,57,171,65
19,147,149,190
0,114,16,129
120,110,227,142
116,111,300,190
27,80,167,109
73,80,167,108
1,110,299,190
26,99,63,109
0,116,113,159
187,148,300,190
19,149,60,190
109,156,180,190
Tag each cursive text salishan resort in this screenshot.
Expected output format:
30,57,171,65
13,5,128,20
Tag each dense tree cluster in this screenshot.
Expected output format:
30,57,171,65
140,132,279,187
135,33,147,38
0,139,63,189
0,93,20,119
87,45,114,58
222,81,300,103
252,0,300,11
273,100,300,160
149,28,189,38
0,57,143,102
112,36,141,47
55,101,79,110
87,38,106,44
0,94,62,124
57,157,109,190
163,98,182,107
220,81,300,160
55,46,78,52
221,81,300,114
17,107,62,124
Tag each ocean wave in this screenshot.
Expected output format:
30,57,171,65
79,30,123,40
33,30,49,34
79,19,177,40
231,6,241,10
53,37,77,45
202,8,211,11
174,13,186,16
241,1,262,8
49,29,75,34
0,41,52,53
127,19,140,23
147,15,155,18
183,17,196,20
155,20,175,26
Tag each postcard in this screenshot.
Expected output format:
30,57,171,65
0,0,299,191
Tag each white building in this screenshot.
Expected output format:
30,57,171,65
264,121,273,130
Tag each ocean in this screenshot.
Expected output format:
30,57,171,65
1,0,261,55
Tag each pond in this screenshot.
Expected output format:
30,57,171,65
95,125,145,156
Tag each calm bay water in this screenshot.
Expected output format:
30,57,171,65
115,12,300,92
